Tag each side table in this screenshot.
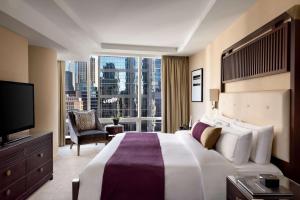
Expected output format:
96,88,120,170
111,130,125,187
226,175,300,200
105,124,124,140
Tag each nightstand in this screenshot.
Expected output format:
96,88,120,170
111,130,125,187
105,124,124,139
226,176,300,200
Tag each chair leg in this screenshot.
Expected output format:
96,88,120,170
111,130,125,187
70,142,73,149
77,144,80,156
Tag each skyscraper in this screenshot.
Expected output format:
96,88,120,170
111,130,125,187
65,71,74,92
76,61,87,90
90,57,96,86
75,61,87,109
98,62,119,118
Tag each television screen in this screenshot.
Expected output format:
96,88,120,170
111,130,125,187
0,81,34,136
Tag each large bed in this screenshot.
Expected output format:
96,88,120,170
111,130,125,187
76,131,282,200
73,90,289,200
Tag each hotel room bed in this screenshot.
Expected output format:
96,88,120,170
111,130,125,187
74,90,290,200
76,132,282,200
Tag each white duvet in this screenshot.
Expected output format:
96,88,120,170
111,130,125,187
77,132,279,200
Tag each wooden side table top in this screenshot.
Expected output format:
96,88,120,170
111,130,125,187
105,124,124,128
227,176,300,200
105,124,124,136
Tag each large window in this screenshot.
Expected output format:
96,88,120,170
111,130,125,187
64,55,162,132
65,61,87,112
98,56,138,118
140,58,161,131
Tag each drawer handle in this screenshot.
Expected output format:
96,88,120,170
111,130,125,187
235,197,242,200
38,153,44,158
6,189,11,196
6,169,12,177
39,167,44,173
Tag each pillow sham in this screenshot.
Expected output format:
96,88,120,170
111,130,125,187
216,113,235,124
200,127,222,149
216,127,252,165
231,121,273,164
73,110,96,131
213,114,235,127
200,114,215,126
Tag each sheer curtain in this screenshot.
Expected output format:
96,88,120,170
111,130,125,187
162,56,189,133
58,60,66,146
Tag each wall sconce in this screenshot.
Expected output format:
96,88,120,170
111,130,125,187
210,89,219,109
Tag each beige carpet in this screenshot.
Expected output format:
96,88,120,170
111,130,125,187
28,144,105,200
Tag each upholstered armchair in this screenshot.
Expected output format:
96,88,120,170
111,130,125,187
68,110,108,156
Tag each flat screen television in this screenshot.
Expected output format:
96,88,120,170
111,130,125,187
0,81,34,145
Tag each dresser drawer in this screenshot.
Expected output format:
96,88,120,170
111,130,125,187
0,147,25,169
25,134,52,155
0,177,26,200
0,160,26,189
27,161,52,188
27,146,52,171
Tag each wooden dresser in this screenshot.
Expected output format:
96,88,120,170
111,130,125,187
0,132,53,200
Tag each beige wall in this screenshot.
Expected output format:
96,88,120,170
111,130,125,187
0,26,28,82
29,46,59,155
189,0,300,119
0,26,59,154
0,26,30,138
189,49,208,121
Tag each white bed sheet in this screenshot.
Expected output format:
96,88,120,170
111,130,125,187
78,132,208,200
77,132,282,200
232,161,283,176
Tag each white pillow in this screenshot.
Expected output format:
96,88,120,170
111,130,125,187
231,121,273,164
200,114,215,126
175,130,192,135
200,113,232,127
213,113,235,127
216,127,252,165
216,113,235,123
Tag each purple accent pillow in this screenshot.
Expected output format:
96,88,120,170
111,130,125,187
192,122,210,141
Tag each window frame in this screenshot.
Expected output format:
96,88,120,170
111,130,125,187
90,54,162,132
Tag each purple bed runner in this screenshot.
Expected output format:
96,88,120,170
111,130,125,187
100,132,165,200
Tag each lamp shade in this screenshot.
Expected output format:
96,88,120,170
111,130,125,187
210,89,219,101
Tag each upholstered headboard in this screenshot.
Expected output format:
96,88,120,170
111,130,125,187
218,90,290,162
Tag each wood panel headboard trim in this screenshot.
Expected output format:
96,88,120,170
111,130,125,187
221,22,290,83
220,5,300,183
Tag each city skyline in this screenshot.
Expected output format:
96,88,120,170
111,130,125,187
65,56,161,132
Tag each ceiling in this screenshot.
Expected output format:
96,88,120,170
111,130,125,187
0,0,255,59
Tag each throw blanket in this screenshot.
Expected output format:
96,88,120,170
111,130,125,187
100,133,165,200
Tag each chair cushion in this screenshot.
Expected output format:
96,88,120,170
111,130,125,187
78,130,108,143
78,130,108,137
74,110,96,131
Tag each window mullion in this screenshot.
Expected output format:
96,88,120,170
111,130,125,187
87,58,91,110
137,56,142,131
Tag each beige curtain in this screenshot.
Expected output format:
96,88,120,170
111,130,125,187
162,56,190,133
58,60,66,146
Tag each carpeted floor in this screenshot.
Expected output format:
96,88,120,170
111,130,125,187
28,143,105,200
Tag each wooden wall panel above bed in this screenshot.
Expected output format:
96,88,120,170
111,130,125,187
221,22,290,83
